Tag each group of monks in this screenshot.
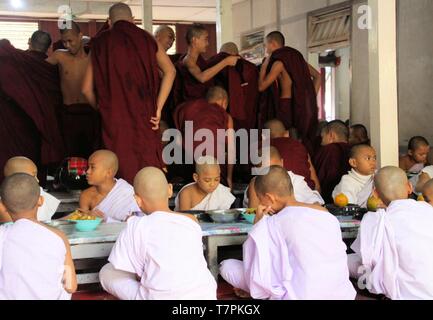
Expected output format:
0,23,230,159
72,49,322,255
2,2,433,301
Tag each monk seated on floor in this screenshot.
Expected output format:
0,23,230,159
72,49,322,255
348,167,433,300
0,173,77,299
399,136,430,174
1,157,60,223
244,146,324,208
220,166,356,300
77,150,141,223
264,119,320,191
332,144,377,208
99,167,217,300
174,156,236,212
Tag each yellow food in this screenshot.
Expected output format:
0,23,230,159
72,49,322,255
418,195,425,202
69,210,97,221
245,208,256,214
334,193,349,208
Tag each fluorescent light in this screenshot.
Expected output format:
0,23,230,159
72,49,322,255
10,0,24,9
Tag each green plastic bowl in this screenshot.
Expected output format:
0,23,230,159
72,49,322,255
69,218,103,232
242,213,256,224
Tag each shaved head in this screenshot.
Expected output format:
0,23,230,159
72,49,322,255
195,156,220,175
206,86,228,103
109,2,133,25
350,144,375,159
186,23,207,46
255,166,293,197
374,166,410,205
220,42,239,55
409,136,429,151
30,30,52,54
0,173,40,214
264,119,287,138
134,167,169,202
154,25,174,37
89,150,119,176
4,157,37,178
350,124,370,145
323,120,349,142
266,31,285,47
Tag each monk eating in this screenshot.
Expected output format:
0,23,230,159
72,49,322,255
78,150,141,223
46,21,100,159
258,31,321,153
314,120,351,203
174,156,236,212
82,3,176,184
220,166,356,300
1,157,60,223
349,124,370,146
348,166,433,299
399,136,430,174
0,173,77,299
99,167,217,300
265,119,320,191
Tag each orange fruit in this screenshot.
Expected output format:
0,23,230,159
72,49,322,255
418,194,425,202
367,196,382,211
334,193,349,208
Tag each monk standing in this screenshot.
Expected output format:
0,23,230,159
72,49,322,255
259,31,321,154
82,3,176,184
46,21,100,159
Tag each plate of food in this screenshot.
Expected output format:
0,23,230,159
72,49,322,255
67,210,103,232
205,209,245,223
241,208,256,224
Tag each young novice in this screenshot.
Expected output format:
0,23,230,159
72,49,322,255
99,167,217,300
220,166,355,300
399,136,430,173
348,167,433,299
174,156,236,211
79,150,141,223
332,144,377,207
0,173,77,299
1,157,60,222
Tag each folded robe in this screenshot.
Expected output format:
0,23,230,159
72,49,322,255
91,21,163,183
94,179,141,223
332,169,374,207
174,183,236,211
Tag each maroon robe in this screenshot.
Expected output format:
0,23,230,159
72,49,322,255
260,47,319,155
313,142,351,203
270,137,315,189
0,40,65,181
207,52,259,130
91,21,163,184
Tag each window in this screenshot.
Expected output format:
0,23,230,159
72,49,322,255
152,24,176,55
0,21,39,50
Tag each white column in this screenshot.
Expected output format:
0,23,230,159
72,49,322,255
141,0,153,32
216,0,233,51
368,0,399,167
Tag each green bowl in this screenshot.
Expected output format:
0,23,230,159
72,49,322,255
241,213,256,224
68,218,103,232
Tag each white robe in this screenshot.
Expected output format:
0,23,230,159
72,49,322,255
95,179,141,223
332,169,374,207
243,171,324,208
99,213,217,300
220,207,356,300
348,199,433,300
38,188,60,222
421,165,433,179
0,219,70,300
174,183,236,211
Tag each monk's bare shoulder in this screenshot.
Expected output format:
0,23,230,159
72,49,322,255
79,186,98,209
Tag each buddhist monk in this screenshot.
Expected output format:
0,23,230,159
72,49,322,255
258,31,321,154
349,124,370,146
314,120,351,203
421,179,433,207
399,136,430,174
220,166,356,300
174,86,235,188
0,32,64,183
99,167,217,300
0,173,77,299
348,167,433,299
82,3,176,184
174,24,239,105
264,119,320,191
46,21,100,159
154,25,175,53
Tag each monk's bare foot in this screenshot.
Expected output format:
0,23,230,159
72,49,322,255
233,288,252,299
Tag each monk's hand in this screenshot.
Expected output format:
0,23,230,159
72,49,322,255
255,205,275,223
92,209,105,219
150,110,162,131
225,55,241,67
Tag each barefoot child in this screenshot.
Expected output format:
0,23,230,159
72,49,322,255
0,173,77,299
174,156,236,211
220,166,355,300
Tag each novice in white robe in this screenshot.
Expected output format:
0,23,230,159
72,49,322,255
175,183,236,211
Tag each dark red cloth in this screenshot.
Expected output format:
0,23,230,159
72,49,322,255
277,98,293,130
270,137,314,189
169,53,182,64
313,142,351,203
91,21,163,184
60,104,101,159
207,52,259,130
261,47,319,155
0,41,65,181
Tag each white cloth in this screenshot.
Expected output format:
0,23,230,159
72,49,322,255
332,169,374,207
349,199,433,300
174,183,236,211
421,166,433,179
243,171,324,208
101,213,217,300
95,179,141,223
408,163,425,174
220,207,356,300
0,219,70,300
38,189,60,222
